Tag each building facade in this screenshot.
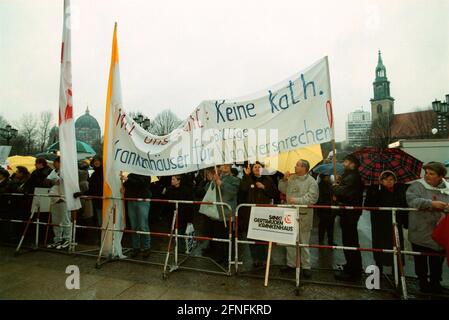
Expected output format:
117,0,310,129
346,109,372,147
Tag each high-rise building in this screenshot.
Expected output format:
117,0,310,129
346,109,372,147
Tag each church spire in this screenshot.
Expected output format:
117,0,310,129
375,50,386,80
377,50,383,65
370,50,394,121
86,105,90,114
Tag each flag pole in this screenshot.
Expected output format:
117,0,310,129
325,56,338,179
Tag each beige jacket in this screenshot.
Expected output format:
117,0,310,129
278,174,319,215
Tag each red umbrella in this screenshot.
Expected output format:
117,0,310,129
351,148,423,185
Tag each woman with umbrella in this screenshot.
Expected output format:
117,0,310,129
364,170,408,275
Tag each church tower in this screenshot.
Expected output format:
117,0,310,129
370,50,394,121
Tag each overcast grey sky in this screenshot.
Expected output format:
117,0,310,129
1,0,448,141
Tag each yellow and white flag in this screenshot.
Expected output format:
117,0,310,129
102,23,125,258
59,0,81,211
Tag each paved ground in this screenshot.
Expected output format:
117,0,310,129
0,211,448,300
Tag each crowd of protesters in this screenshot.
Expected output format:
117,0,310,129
0,154,448,295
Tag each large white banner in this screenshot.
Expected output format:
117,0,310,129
110,56,332,176
247,207,299,245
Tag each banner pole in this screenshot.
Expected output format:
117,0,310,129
325,56,338,178
264,241,273,287
214,165,227,228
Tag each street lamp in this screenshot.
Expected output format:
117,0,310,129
0,124,18,145
431,95,449,138
133,114,151,131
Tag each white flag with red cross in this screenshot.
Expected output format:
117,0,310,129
59,0,81,211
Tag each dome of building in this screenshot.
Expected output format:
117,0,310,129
75,106,101,147
75,107,100,130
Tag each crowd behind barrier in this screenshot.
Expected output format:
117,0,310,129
0,157,448,299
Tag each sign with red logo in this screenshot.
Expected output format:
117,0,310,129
247,207,298,245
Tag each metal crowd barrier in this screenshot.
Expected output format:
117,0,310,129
1,193,447,300
234,203,447,300
0,193,234,278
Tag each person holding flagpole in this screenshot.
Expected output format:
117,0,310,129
57,0,82,252
46,157,72,249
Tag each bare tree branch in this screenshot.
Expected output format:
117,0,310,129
37,111,53,152
149,109,181,136
0,114,8,128
16,114,38,154
369,113,393,148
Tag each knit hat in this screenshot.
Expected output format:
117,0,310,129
379,170,397,183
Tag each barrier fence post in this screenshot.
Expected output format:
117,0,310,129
110,205,116,259
44,211,51,247
96,206,112,266
175,202,179,267
392,224,399,288
228,214,232,276
163,207,178,278
392,209,408,299
34,206,41,249
234,207,240,274
295,208,301,296
15,205,36,254
70,210,77,254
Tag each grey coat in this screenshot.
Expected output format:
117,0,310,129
206,174,241,221
278,174,319,215
406,180,448,251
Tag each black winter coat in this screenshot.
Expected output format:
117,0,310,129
88,166,104,210
124,174,152,199
238,174,278,233
23,166,51,194
332,169,364,216
164,184,193,230
0,178,18,218
364,184,409,266
239,174,278,205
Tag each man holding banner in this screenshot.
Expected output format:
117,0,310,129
278,159,318,279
